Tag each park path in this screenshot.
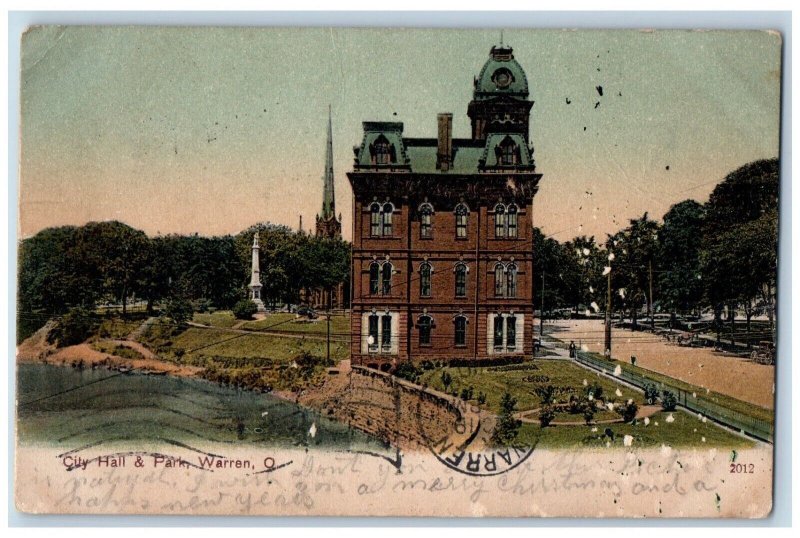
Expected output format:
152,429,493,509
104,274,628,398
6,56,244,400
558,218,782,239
186,320,349,342
515,404,662,425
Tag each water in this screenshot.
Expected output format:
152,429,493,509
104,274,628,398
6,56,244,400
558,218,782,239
16,363,386,453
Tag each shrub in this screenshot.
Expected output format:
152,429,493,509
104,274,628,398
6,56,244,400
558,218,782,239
232,299,258,320
165,296,194,325
477,391,487,405
440,371,453,391
459,386,474,401
393,361,421,383
643,383,660,405
47,307,97,347
420,360,435,370
582,399,597,425
585,382,603,400
492,392,523,443
617,400,639,423
661,390,678,411
534,384,557,405
538,405,556,428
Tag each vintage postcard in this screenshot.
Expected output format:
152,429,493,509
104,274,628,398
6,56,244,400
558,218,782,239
15,27,780,517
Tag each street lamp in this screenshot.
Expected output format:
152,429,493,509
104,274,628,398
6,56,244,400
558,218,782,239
604,251,615,357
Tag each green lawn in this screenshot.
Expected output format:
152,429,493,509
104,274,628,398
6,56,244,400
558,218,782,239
242,313,350,336
171,327,349,363
518,410,754,449
418,361,642,414
192,311,240,328
580,351,774,424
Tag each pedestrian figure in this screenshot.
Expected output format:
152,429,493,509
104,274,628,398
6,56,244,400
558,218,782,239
569,341,577,358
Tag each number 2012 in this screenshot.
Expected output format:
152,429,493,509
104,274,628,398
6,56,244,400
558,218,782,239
730,463,754,473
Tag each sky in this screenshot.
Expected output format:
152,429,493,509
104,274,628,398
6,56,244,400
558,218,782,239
19,27,782,242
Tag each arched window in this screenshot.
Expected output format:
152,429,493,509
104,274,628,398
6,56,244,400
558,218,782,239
494,264,505,297
381,313,392,350
454,316,467,346
455,203,468,238
454,263,467,298
370,203,381,236
493,315,504,350
507,204,518,238
369,262,380,295
382,203,394,236
368,314,379,352
494,203,507,238
506,263,518,298
420,203,433,238
381,262,392,296
418,315,432,346
371,135,394,165
506,315,517,351
420,262,432,297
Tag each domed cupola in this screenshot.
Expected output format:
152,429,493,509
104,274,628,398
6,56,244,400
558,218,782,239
473,45,530,100
467,45,534,142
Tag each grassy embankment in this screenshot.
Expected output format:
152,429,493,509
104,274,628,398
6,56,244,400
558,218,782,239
570,347,774,425
133,311,348,392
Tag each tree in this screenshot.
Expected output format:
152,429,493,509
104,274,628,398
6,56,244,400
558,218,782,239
47,307,98,348
492,392,523,444
700,159,779,346
658,200,706,320
164,295,194,326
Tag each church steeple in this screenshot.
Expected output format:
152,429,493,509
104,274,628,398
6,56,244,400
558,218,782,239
316,105,342,239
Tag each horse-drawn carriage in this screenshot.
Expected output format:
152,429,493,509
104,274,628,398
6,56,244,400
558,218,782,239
750,341,776,365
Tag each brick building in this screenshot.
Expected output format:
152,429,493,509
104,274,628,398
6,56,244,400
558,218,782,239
347,45,542,369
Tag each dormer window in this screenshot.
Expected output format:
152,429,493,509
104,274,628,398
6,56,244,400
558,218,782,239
496,135,520,166
370,135,396,165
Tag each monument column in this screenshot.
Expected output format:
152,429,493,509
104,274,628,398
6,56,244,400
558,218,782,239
249,233,267,312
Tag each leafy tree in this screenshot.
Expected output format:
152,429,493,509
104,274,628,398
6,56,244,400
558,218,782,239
492,392,523,444
700,159,779,345
658,200,706,319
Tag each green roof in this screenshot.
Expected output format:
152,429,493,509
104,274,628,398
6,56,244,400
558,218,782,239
473,46,529,101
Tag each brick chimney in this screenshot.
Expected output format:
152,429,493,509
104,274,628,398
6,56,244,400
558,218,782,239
436,113,453,172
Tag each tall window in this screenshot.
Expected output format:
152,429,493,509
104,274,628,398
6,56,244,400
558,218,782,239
369,263,380,295
382,203,393,236
420,203,433,238
455,263,467,298
454,316,467,346
455,204,468,238
370,203,381,236
494,204,507,238
368,314,379,351
494,264,505,297
506,264,518,298
381,314,392,351
381,263,392,296
507,204,518,238
493,315,504,349
506,315,517,350
420,262,432,297
418,315,432,345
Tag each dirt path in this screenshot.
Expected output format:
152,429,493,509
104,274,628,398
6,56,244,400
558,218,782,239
549,319,775,409
515,404,662,425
